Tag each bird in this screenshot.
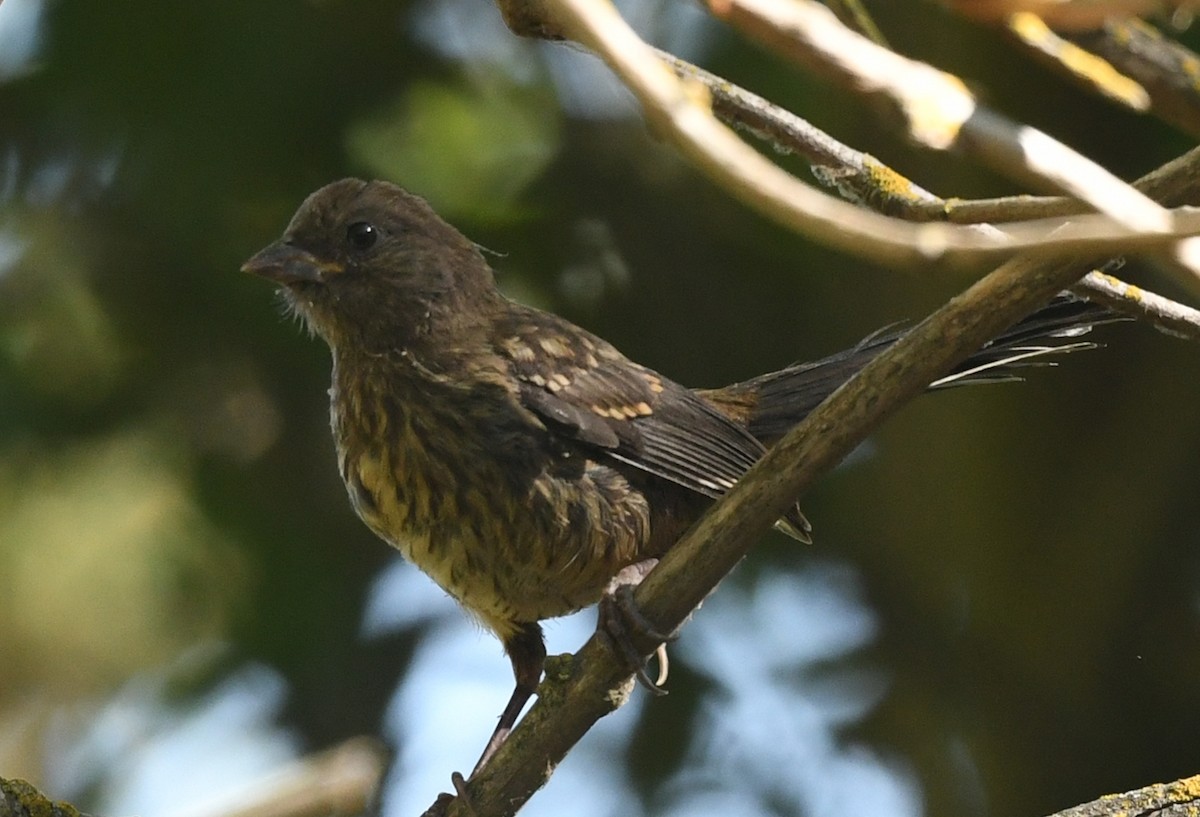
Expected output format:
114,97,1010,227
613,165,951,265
242,178,1114,775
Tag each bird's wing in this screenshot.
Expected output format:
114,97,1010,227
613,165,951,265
495,310,810,540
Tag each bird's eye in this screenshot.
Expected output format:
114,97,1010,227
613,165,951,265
346,221,378,251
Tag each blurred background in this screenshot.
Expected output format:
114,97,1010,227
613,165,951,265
2,1,1199,816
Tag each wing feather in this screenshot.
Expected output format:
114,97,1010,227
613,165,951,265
496,308,810,539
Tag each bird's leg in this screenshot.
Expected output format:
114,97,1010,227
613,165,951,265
598,558,678,695
469,622,546,778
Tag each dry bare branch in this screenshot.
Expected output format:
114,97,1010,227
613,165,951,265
1080,269,1200,335
1006,12,1152,110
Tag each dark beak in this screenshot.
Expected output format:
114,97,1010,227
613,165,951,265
241,241,343,285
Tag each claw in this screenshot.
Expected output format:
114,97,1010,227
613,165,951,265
598,559,678,695
654,643,670,687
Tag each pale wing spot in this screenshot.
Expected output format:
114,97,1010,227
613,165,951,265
503,336,537,362
551,372,572,388
634,402,653,416
538,336,572,358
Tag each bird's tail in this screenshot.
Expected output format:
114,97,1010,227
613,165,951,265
703,294,1122,446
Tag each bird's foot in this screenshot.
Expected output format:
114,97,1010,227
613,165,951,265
598,559,677,695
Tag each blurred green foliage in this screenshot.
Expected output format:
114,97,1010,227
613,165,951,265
347,77,562,221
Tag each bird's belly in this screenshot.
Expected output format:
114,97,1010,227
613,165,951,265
341,447,650,637
342,450,477,606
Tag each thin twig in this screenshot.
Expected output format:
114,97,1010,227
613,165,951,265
1068,18,1200,139
1005,12,1151,112
823,0,889,47
656,50,947,218
1078,269,1200,339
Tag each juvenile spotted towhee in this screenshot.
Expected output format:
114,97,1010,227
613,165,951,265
243,178,1112,774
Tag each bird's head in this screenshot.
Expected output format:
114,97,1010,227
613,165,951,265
242,178,498,351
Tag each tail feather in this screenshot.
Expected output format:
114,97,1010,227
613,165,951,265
706,294,1122,445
